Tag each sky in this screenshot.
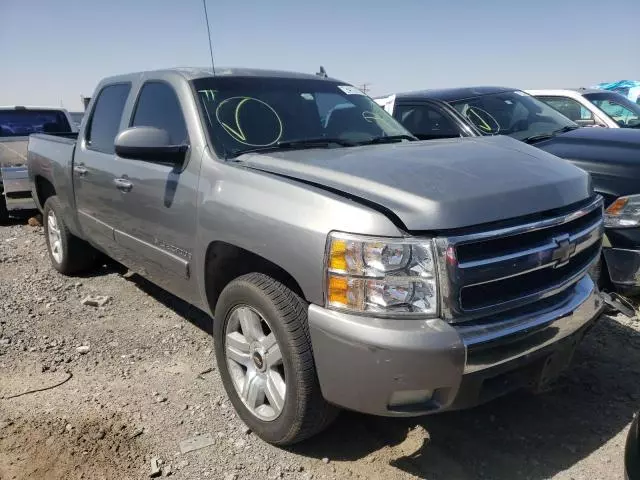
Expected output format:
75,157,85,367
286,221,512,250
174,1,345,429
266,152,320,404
2,0,639,110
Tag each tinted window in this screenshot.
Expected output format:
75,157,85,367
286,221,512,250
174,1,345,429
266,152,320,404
0,109,71,137
394,104,460,140
583,92,640,128
132,82,188,144
86,84,131,154
536,96,593,122
449,91,577,141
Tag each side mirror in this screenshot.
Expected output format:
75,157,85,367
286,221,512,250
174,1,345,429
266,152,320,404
114,126,188,165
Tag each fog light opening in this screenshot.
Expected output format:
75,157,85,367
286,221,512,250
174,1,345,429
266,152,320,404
388,389,434,408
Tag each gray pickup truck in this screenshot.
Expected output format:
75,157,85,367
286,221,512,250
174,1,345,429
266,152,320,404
27,68,605,445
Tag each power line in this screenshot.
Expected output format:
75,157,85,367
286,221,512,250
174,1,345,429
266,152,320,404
359,83,371,95
202,0,216,75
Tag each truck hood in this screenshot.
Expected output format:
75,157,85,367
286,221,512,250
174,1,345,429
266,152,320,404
238,135,592,231
0,137,28,167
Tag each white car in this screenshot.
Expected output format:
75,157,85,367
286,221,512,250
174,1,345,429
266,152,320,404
527,89,640,129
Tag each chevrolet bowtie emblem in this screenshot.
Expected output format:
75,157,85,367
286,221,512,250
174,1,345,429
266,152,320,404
551,234,576,268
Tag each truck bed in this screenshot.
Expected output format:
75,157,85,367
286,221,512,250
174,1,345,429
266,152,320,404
27,133,78,170
26,133,79,213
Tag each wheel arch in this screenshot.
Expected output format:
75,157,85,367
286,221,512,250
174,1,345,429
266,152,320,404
34,175,56,211
204,241,307,315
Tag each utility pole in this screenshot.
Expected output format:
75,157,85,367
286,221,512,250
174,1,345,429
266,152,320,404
358,83,371,95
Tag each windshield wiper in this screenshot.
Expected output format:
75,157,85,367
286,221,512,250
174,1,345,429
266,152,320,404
522,125,580,144
357,134,417,145
229,138,356,158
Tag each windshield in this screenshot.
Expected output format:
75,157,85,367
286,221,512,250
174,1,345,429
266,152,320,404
448,90,577,141
0,109,72,138
583,92,640,128
192,76,410,158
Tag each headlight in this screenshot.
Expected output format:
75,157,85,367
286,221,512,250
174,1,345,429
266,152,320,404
605,195,640,228
325,232,438,317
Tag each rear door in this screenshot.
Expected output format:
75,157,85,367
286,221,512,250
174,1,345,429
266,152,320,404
110,80,198,301
74,83,131,253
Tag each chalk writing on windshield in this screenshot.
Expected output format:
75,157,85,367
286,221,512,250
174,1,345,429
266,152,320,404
215,96,283,147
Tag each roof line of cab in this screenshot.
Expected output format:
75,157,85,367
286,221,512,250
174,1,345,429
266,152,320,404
98,67,342,86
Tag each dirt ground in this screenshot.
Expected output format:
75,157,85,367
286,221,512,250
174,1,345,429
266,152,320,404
1,219,639,480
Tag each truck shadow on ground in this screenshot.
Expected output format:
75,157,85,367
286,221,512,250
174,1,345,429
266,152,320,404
117,266,213,334
91,262,639,479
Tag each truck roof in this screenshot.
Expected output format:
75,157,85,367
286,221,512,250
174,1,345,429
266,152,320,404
100,67,340,85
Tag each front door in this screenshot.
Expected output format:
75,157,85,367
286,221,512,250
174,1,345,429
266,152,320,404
110,81,199,302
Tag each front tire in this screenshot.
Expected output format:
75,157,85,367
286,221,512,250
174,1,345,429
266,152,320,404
43,196,97,275
213,273,337,445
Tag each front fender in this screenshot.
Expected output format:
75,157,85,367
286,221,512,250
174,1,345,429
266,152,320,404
193,158,404,312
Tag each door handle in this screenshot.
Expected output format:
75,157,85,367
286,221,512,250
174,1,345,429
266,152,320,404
113,177,133,192
74,164,88,176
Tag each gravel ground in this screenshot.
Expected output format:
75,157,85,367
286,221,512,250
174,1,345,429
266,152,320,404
1,219,639,480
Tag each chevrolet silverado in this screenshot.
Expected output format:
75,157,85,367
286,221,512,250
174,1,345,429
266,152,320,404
28,68,604,444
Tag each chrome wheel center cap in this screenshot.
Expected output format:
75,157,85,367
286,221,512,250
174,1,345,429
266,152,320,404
252,351,266,372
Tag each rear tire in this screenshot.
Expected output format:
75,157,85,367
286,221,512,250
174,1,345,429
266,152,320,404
43,196,97,275
213,273,338,445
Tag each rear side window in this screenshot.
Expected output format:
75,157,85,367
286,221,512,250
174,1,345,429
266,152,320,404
86,83,131,154
131,82,188,144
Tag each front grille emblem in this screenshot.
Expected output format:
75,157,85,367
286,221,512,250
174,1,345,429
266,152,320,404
551,234,577,268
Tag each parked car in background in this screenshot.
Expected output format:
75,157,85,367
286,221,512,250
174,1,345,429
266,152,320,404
28,68,604,445
376,87,640,293
595,80,640,105
0,106,76,223
529,89,640,129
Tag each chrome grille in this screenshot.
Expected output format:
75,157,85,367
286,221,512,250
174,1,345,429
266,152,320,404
435,196,604,322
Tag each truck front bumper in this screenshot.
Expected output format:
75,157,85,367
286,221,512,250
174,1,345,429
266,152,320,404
308,275,603,416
